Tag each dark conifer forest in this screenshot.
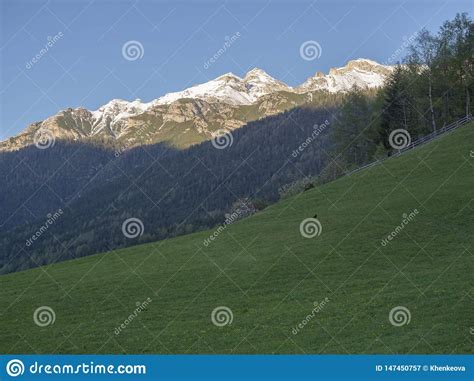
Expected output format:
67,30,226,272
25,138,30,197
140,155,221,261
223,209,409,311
0,13,472,274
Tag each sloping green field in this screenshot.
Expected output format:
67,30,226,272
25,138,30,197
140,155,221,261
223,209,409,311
1,124,473,354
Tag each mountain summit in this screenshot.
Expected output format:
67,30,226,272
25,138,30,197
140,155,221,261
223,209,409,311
155,68,291,106
297,59,393,93
1,59,393,152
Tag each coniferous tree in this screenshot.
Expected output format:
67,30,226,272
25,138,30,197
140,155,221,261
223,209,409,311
332,86,375,167
379,66,418,149
437,13,473,119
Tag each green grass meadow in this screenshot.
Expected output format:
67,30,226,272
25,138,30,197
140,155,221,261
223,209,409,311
1,124,473,354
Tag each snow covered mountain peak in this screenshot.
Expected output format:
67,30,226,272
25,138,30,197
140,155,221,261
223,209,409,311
243,68,292,98
216,72,241,80
68,59,393,136
329,58,390,75
154,67,291,106
155,72,252,106
0,58,395,152
243,67,271,79
298,58,393,93
76,60,393,135
88,59,391,116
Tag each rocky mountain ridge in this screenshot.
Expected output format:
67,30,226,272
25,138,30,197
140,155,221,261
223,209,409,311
0,58,393,152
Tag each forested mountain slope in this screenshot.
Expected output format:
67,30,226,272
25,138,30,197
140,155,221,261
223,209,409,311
1,122,472,354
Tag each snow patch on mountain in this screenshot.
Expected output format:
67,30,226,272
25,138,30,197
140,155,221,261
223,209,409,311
92,59,391,120
74,59,392,136
243,68,292,98
155,73,253,105
89,98,154,136
297,58,393,93
155,68,291,106
3,58,393,147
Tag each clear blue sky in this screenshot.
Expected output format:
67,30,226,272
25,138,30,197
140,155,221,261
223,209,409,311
0,0,471,140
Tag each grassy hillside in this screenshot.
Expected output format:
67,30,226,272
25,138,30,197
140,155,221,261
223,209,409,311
1,124,473,354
